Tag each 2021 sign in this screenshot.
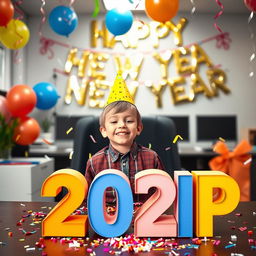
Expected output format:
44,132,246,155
41,169,240,238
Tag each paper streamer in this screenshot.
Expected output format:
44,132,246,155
214,0,224,33
190,0,196,15
92,0,100,18
247,11,255,78
38,0,46,38
13,0,24,20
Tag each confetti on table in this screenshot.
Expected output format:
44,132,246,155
173,135,183,144
90,135,97,143
66,127,73,134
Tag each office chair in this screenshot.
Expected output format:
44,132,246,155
70,115,181,177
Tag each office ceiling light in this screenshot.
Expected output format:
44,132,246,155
102,0,145,11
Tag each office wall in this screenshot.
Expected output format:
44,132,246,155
16,12,256,147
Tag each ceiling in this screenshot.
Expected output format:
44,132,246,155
18,0,250,16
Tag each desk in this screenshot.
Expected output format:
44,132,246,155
0,158,54,202
0,201,256,256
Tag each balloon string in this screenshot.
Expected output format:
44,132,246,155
13,0,24,20
213,0,224,33
92,0,100,18
38,0,46,38
13,50,22,64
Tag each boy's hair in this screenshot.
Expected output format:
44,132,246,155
99,101,142,127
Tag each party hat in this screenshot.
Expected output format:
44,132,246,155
106,71,134,106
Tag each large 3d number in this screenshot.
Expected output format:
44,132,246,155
134,169,177,237
41,169,88,237
87,169,133,237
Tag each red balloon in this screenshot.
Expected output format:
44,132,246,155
244,0,256,12
14,117,40,145
6,85,37,117
0,0,14,27
145,0,179,23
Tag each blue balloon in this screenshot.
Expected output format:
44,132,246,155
33,82,59,110
49,5,78,36
105,8,133,36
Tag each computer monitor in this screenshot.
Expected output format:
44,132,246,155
162,115,189,141
196,115,237,143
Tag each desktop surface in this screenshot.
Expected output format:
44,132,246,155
0,201,255,256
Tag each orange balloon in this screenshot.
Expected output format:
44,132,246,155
145,0,179,23
6,84,37,117
14,117,40,145
0,0,14,27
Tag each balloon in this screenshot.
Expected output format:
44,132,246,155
14,117,40,146
0,19,30,50
0,0,14,27
48,6,78,36
105,8,133,36
6,85,37,117
145,0,179,23
33,82,59,110
0,95,12,122
244,0,256,12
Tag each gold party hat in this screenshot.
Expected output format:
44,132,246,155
106,71,134,106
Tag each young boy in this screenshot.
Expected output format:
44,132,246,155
85,72,165,203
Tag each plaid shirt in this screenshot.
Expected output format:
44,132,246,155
85,142,165,203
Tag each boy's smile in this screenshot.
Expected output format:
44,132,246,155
100,107,143,154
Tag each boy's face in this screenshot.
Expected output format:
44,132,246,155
100,107,143,150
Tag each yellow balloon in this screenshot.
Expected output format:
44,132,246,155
0,19,30,50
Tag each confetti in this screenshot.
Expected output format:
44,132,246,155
69,151,74,160
89,153,92,159
66,127,73,134
225,243,236,248
15,134,21,142
231,235,237,242
25,151,28,157
244,158,252,165
44,155,50,159
173,135,183,144
90,135,97,143
42,138,53,145
218,137,225,142
148,143,152,149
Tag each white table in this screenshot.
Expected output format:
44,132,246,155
0,158,54,202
